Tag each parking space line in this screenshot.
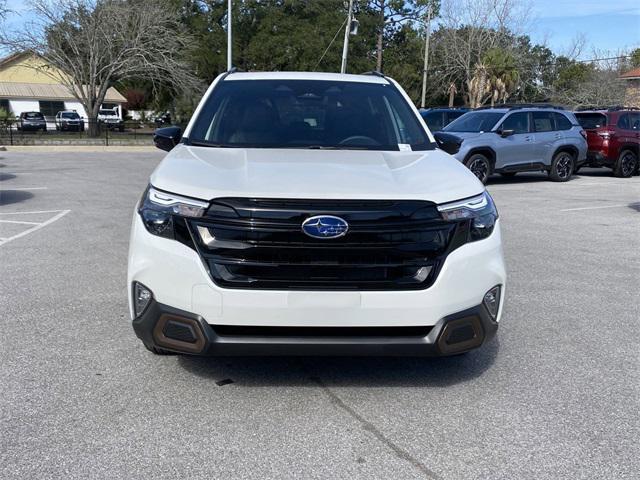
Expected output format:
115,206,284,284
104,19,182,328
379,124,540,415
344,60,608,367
0,219,41,225
0,210,65,215
560,203,639,212
0,210,70,246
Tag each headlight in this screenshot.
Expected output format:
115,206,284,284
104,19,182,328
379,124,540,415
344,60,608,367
437,191,498,241
138,186,208,238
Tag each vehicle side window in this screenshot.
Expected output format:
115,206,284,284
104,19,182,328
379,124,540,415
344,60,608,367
499,112,529,134
532,112,555,132
617,114,630,130
630,113,640,130
422,112,443,131
554,113,572,130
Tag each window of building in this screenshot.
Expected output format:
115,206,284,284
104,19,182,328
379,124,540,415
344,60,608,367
39,101,65,117
0,99,11,115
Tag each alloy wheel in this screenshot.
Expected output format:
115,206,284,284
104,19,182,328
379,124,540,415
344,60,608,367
621,152,637,177
468,157,489,183
556,154,573,180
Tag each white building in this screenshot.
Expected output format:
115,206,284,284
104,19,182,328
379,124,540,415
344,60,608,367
0,52,126,123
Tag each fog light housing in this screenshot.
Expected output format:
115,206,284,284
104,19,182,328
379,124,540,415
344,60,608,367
483,285,501,320
133,282,153,317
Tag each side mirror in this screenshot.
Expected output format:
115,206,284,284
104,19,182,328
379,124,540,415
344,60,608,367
497,129,515,138
153,126,182,152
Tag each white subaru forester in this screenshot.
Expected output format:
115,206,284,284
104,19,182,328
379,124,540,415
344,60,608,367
128,71,506,356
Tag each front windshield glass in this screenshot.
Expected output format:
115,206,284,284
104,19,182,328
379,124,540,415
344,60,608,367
188,79,434,151
25,112,43,119
100,110,116,116
443,111,504,133
62,112,80,119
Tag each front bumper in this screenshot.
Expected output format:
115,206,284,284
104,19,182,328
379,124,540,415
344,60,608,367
132,298,498,356
128,214,506,355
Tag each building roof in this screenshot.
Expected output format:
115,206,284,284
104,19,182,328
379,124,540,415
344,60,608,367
0,81,126,103
620,67,640,80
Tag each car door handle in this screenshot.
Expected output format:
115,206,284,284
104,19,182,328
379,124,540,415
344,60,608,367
554,133,562,139
524,136,532,141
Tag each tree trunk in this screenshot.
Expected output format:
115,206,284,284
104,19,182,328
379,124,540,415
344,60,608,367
376,0,384,72
87,103,100,138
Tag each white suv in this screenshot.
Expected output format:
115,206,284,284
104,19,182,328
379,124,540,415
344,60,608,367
128,71,506,356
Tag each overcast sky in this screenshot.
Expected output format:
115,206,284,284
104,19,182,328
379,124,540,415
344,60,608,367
3,0,639,61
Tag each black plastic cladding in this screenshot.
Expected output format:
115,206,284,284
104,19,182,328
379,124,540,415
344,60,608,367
170,198,471,291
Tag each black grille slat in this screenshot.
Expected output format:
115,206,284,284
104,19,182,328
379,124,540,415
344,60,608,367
190,198,461,290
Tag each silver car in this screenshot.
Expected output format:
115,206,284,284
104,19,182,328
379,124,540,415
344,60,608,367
435,105,587,184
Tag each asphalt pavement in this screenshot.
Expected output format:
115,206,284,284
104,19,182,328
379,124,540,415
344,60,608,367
1,148,639,480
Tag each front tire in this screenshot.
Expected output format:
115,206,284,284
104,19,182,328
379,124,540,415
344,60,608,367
549,151,574,182
613,150,638,178
465,153,492,184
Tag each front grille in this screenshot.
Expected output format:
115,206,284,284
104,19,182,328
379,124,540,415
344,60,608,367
188,198,466,290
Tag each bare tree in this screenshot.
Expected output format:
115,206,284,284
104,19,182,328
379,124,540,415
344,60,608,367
435,0,531,105
1,0,201,135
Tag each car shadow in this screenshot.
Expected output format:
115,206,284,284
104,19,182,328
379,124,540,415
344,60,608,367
0,173,16,181
0,190,33,206
486,172,549,185
177,337,499,388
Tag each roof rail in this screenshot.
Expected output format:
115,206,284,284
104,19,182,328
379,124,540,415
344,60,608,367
575,105,640,112
607,105,640,111
420,106,470,110
475,103,565,111
220,67,245,80
361,70,386,78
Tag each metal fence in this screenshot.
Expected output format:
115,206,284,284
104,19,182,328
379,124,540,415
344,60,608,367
0,118,164,146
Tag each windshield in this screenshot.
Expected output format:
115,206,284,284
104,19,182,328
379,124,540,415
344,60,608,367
99,110,117,116
188,79,434,151
443,111,504,133
575,113,607,129
25,112,44,119
61,112,80,119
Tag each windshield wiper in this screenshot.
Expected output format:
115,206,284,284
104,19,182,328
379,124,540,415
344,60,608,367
188,140,233,148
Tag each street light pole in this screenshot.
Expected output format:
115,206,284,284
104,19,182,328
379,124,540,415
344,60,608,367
420,5,432,109
340,0,354,74
227,0,233,71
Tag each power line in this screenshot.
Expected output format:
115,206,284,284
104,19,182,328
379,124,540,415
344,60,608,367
314,16,349,70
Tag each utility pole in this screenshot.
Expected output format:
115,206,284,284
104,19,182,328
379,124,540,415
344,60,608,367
227,0,233,71
420,5,432,109
340,0,355,74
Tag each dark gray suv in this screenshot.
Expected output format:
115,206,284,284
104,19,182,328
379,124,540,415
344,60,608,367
434,105,588,184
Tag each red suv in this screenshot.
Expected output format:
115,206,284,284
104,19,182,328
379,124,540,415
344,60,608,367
574,107,639,177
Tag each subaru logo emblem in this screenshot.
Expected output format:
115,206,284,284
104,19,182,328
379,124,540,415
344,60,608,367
301,215,349,239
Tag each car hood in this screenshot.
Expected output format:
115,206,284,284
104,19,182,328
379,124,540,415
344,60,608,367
150,145,484,205
440,131,487,141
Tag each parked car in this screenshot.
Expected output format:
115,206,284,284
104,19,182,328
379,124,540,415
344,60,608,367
130,71,506,357
434,105,587,184
154,111,172,127
574,107,639,177
17,111,47,132
420,107,469,131
55,110,84,132
97,108,124,131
